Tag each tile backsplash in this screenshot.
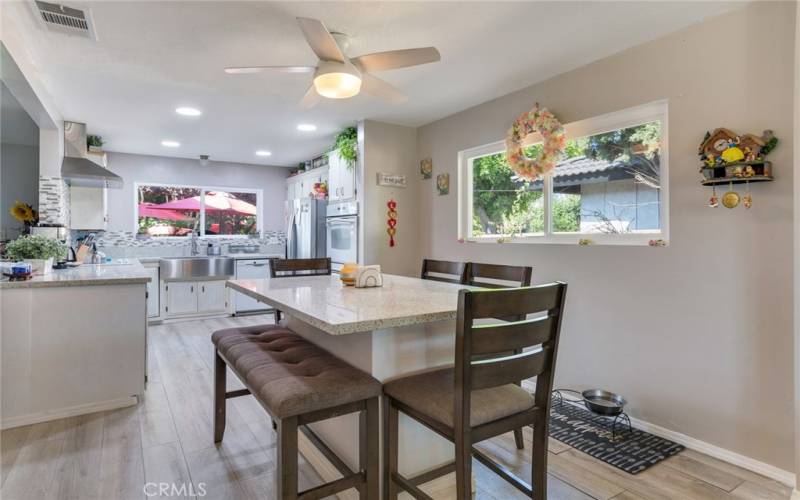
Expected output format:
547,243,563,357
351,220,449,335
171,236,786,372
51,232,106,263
86,230,285,258
38,176,70,226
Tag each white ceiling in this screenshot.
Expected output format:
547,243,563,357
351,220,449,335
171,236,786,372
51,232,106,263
5,1,743,166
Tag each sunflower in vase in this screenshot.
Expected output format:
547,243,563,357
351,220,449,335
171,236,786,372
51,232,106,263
9,201,39,232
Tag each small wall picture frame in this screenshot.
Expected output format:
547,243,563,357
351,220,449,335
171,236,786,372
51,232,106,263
376,172,407,188
437,173,449,195
420,158,433,179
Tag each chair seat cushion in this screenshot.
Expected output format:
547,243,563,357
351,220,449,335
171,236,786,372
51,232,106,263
383,368,535,428
213,327,381,419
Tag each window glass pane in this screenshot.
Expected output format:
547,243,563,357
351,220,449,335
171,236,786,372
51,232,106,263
203,190,258,236
553,121,662,234
137,185,200,236
471,152,544,237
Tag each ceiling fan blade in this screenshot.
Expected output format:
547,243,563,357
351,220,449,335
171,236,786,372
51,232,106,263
360,74,408,104
224,66,315,74
296,17,345,63
352,47,440,72
299,85,321,109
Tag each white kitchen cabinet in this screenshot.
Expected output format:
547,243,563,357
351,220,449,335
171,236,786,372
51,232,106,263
164,279,228,317
198,280,227,313
165,282,197,316
69,186,108,230
142,263,160,318
328,150,355,201
286,166,329,202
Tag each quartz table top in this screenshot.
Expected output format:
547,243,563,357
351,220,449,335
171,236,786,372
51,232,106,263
227,274,475,335
1,259,151,289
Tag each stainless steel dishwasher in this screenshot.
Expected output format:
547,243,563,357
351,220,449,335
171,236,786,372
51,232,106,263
234,258,271,314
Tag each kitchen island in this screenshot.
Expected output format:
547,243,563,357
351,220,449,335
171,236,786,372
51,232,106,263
227,274,475,494
1,259,150,429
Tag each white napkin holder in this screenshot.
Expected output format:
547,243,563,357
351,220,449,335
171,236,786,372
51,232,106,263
355,265,383,288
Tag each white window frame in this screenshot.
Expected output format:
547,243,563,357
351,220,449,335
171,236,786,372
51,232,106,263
133,182,263,238
458,100,669,246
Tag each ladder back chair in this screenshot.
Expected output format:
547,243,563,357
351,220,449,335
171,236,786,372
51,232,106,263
268,257,332,322
465,262,533,450
383,282,568,500
420,259,469,284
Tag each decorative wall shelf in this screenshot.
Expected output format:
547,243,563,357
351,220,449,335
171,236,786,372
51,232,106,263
699,160,773,186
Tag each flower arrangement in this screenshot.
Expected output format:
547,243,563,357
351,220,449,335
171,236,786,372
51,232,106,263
9,200,38,230
5,234,66,261
505,103,566,181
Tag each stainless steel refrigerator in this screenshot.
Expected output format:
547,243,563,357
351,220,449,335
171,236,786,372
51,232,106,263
285,198,327,259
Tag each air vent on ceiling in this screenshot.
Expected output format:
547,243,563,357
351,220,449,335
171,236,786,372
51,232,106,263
34,1,97,40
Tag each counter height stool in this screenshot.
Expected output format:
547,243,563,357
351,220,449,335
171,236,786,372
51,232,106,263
420,259,468,284
269,257,332,322
212,325,381,499
383,283,567,500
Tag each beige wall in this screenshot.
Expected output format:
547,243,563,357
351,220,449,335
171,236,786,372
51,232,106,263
359,120,420,276
417,2,795,471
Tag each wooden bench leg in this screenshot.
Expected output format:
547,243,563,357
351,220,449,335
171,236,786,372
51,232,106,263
213,350,226,443
277,416,299,500
383,397,399,500
360,398,379,500
275,309,282,323
513,428,525,450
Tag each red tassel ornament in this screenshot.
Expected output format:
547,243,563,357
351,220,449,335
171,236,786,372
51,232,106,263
387,199,397,247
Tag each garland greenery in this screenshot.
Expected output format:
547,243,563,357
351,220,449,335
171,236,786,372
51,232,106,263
333,127,358,170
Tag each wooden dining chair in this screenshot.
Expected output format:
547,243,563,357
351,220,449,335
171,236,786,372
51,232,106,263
465,262,533,450
383,283,567,500
268,257,331,322
465,262,532,289
420,259,468,284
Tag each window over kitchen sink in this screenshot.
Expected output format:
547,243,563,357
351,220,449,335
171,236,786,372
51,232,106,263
136,183,262,237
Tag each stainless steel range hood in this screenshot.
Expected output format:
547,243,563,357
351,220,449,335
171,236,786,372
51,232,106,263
61,121,123,188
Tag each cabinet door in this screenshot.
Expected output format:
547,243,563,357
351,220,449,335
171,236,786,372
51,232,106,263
69,186,107,230
198,281,227,313
166,282,198,316
339,158,355,200
328,151,342,201
144,265,160,318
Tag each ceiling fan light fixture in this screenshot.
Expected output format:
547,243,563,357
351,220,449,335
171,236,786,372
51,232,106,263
313,61,361,99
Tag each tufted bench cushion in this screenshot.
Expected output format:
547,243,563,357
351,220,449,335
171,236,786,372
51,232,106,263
212,326,382,419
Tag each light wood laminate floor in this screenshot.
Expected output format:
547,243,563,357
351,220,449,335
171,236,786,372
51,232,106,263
1,314,792,499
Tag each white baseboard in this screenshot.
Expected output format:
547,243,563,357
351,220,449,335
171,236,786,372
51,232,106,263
1,395,138,430
627,415,796,487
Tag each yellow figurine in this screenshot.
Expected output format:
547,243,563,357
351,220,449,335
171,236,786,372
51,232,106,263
721,141,745,163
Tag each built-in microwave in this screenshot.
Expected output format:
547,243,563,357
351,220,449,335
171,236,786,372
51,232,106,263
326,201,358,271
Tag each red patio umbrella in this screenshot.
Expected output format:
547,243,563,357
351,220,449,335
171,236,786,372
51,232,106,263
138,202,192,221
149,192,256,215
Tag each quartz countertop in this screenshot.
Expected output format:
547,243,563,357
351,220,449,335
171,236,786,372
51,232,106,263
1,259,151,289
227,274,475,335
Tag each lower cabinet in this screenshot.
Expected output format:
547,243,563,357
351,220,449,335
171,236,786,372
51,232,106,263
165,279,228,318
142,262,160,318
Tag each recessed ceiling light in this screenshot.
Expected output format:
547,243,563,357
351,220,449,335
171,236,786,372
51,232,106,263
161,140,180,147
297,124,317,132
175,107,202,117
255,150,272,157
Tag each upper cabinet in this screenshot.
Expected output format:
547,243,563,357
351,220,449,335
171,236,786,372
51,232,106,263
286,165,329,201
69,186,108,230
328,150,355,202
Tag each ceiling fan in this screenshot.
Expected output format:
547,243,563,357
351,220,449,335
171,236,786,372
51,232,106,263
225,17,441,109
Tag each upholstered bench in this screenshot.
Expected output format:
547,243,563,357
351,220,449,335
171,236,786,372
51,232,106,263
212,325,381,499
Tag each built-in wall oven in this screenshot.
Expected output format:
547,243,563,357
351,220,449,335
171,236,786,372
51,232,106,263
326,201,358,271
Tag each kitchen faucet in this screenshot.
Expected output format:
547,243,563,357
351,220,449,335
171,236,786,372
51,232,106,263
190,231,199,256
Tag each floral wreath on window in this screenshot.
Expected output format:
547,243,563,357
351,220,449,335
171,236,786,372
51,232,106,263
505,103,566,181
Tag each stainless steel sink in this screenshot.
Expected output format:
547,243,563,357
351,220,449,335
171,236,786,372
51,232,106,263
160,257,235,281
